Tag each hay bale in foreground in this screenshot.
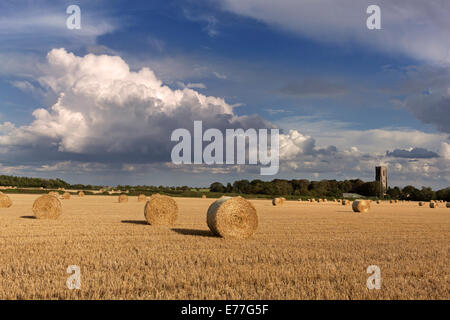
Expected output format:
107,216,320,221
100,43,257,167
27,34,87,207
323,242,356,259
0,194,12,208
78,191,85,197
352,200,370,213
138,194,146,202
429,202,438,208
118,194,128,203
144,194,178,226
32,195,62,219
62,192,71,199
272,198,283,206
207,196,258,239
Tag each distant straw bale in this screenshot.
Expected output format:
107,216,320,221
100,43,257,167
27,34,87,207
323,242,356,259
352,200,370,213
272,198,283,206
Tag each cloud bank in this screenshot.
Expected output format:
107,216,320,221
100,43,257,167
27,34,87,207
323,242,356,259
0,49,448,188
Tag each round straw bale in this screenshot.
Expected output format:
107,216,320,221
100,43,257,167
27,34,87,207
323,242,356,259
272,198,283,206
323,199,328,202
138,194,146,202
78,191,85,197
202,195,207,199
429,202,438,208
352,200,370,213
207,196,258,239
0,194,12,208
62,192,71,199
311,199,316,203
32,195,62,219
376,200,380,204
118,194,128,203
446,202,450,208
144,194,178,226
342,199,351,205
419,201,424,206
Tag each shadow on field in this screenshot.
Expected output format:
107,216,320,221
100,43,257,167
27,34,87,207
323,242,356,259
20,216,36,219
121,220,149,225
171,228,217,238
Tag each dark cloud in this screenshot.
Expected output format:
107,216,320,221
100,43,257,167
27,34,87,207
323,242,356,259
406,95,450,133
386,147,439,159
385,65,450,133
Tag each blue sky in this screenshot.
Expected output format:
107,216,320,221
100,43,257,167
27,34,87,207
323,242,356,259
0,0,449,188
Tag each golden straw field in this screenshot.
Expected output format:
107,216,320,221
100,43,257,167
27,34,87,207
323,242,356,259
0,194,448,299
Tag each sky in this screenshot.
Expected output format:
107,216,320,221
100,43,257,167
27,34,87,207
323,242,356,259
0,0,449,188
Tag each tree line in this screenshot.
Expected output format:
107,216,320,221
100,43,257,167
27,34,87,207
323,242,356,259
0,174,448,201
0,175,102,190
209,179,450,201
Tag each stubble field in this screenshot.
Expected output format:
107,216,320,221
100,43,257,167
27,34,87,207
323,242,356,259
0,194,448,299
